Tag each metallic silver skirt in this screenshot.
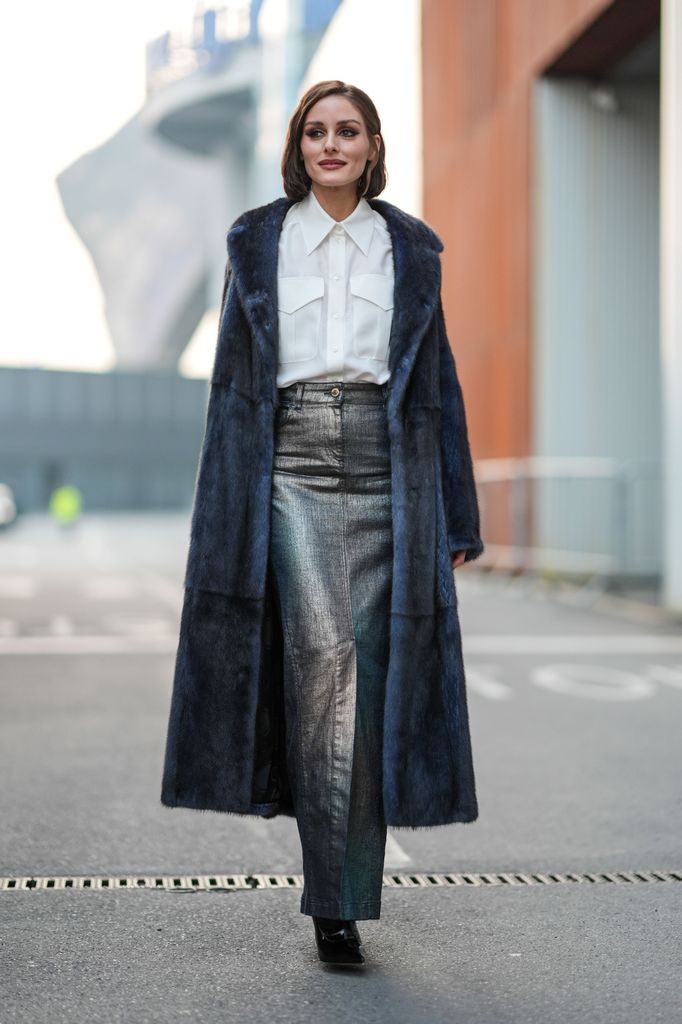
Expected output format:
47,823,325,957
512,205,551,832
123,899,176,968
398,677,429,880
269,380,393,920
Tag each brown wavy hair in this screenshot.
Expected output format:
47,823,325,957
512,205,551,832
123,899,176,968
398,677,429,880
281,80,387,202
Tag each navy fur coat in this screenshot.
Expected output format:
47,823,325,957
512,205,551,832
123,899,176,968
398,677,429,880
161,194,485,829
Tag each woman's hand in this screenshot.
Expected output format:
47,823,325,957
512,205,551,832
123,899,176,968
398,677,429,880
451,550,467,570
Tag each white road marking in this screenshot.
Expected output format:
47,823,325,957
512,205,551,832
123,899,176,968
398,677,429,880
79,522,118,571
84,578,137,600
48,615,75,636
102,615,174,635
384,832,412,867
647,664,682,690
533,663,657,701
465,635,682,654
142,573,183,613
466,666,512,700
0,542,39,569
0,635,176,654
0,575,38,599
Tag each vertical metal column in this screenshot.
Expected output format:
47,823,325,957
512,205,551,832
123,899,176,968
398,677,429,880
660,0,682,611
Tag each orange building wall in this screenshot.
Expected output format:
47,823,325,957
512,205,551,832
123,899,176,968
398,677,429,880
421,0,613,460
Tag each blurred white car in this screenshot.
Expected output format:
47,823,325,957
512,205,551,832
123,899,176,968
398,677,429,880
0,483,17,527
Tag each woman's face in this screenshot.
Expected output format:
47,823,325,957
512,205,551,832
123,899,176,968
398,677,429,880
299,94,380,196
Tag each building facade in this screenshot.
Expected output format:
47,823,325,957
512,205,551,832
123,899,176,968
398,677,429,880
423,0,681,610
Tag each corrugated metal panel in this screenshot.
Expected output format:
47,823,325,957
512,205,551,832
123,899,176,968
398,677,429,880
532,77,661,574
0,367,208,512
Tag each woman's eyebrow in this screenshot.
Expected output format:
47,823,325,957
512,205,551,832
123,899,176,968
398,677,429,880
303,118,362,126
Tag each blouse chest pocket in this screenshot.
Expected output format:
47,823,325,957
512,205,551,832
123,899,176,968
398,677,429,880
349,273,394,362
277,275,324,363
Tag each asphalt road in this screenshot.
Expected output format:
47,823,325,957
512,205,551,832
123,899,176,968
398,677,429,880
1,514,681,1023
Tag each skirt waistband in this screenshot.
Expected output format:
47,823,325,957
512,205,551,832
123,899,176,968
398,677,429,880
277,380,387,407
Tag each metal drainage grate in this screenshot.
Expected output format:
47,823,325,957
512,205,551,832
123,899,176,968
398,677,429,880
1,869,681,893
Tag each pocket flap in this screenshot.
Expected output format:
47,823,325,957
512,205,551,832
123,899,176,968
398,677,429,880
277,276,324,314
350,274,394,310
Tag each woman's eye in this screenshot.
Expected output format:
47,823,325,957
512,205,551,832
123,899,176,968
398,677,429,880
305,129,359,138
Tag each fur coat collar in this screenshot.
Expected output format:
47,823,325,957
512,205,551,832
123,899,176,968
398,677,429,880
226,195,444,416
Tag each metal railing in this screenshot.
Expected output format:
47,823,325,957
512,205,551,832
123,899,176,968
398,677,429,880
474,456,662,581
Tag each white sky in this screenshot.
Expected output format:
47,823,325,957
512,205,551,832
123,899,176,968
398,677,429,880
0,0,201,374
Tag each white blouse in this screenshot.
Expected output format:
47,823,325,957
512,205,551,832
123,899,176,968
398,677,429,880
276,188,394,387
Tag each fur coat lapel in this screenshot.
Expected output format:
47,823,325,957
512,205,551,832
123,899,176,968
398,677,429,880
226,195,443,415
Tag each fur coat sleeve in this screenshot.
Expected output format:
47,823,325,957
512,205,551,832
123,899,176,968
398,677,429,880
437,296,485,564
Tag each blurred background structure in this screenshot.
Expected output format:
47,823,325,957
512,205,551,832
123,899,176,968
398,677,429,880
422,0,679,610
1,0,681,615
57,0,345,372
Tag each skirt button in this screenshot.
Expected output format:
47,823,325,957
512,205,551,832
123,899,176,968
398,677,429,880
330,386,340,397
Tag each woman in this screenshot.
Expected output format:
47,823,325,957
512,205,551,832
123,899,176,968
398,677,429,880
161,81,484,967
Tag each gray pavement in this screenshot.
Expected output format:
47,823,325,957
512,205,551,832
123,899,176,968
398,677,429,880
1,514,681,1022
4,885,681,1024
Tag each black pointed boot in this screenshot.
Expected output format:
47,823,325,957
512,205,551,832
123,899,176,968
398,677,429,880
312,916,366,965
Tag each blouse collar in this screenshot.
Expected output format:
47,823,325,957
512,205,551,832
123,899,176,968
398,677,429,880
294,187,375,256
